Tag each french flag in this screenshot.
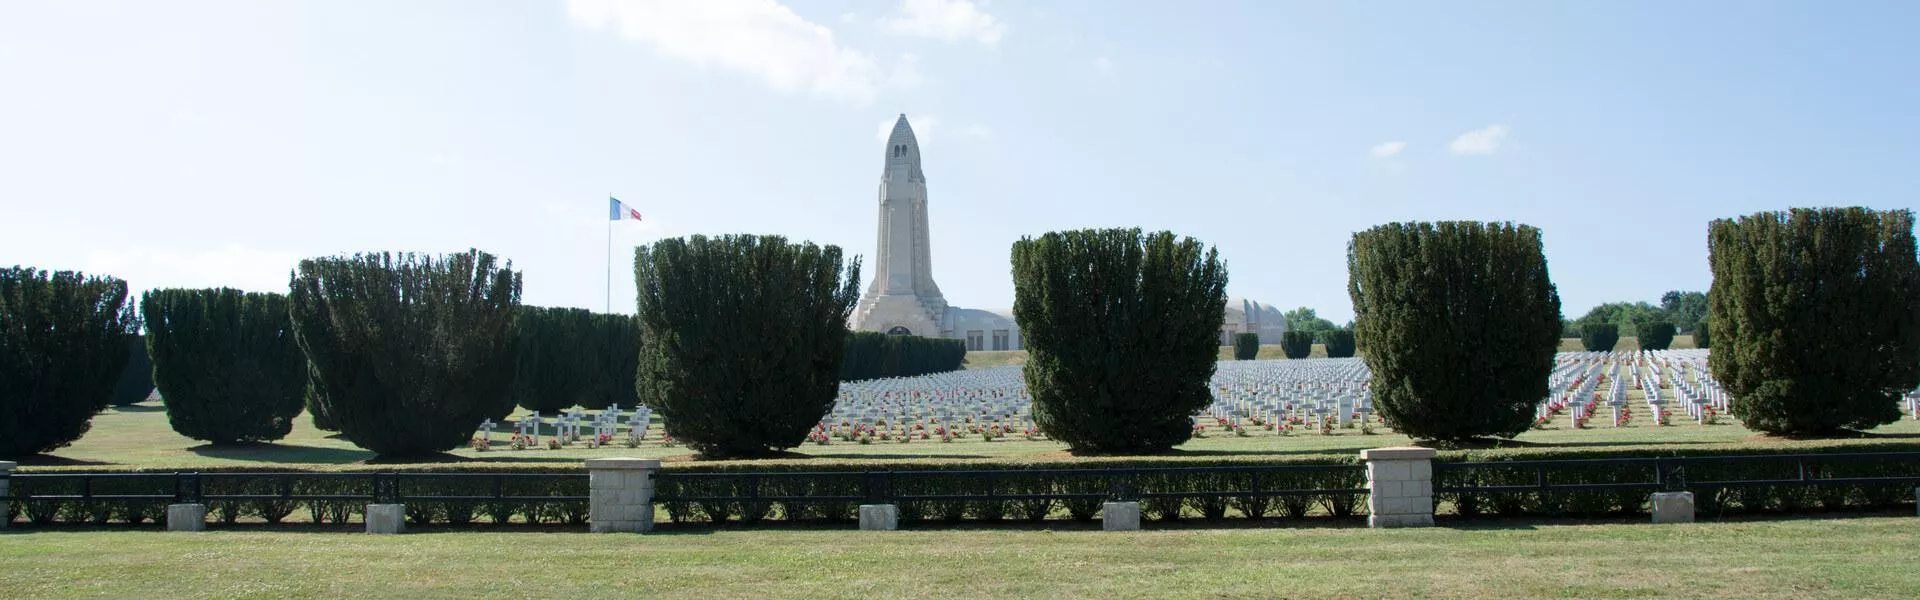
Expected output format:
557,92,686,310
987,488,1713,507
609,196,642,221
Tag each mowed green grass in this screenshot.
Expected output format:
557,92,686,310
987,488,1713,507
26,393,1920,470
2,517,1917,599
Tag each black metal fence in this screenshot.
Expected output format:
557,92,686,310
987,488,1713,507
1436,451,1920,517
2,471,587,526
651,463,1371,524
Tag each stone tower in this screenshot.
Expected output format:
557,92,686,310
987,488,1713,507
852,114,949,336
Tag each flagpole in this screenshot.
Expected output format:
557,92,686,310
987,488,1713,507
606,194,613,314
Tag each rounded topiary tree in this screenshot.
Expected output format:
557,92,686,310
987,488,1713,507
1638,321,1677,351
289,250,521,457
110,334,154,406
1348,221,1563,443
1279,331,1313,359
1012,228,1227,454
634,235,861,458
141,288,307,445
0,267,140,458
1323,329,1357,358
1580,323,1620,352
1708,207,1920,436
1693,320,1710,349
1232,332,1260,360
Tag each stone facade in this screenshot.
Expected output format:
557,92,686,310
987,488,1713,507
588,457,660,533
1220,297,1291,344
1362,446,1436,528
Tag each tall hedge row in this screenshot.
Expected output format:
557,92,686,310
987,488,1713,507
1708,207,1920,435
1231,332,1259,360
1580,323,1619,352
0,267,140,458
1011,228,1227,454
510,307,641,413
141,288,307,445
634,235,861,458
1693,321,1710,349
110,335,154,406
290,250,522,456
1638,321,1677,351
1279,331,1313,359
1322,329,1357,358
842,331,966,380
1348,222,1562,443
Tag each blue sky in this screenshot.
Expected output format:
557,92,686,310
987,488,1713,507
2,1,1916,322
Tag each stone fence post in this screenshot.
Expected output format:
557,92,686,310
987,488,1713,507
588,458,661,533
0,461,14,527
1362,447,1436,528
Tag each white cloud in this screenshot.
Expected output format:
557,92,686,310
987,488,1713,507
878,0,1007,47
891,53,929,88
840,12,857,24
1449,125,1509,155
1369,141,1406,158
566,0,888,104
1092,56,1116,74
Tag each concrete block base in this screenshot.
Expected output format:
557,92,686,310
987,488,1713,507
166,503,207,532
859,504,899,531
1368,513,1433,528
1102,501,1140,531
1651,492,1694,524
366,503,406,534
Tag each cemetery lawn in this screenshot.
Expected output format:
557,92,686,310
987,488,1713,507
3,516,1916,599
20,397,1920,470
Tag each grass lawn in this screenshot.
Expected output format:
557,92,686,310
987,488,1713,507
2,517,1916,599
19,395,1920,471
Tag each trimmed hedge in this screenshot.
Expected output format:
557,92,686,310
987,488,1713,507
1694,320,1710,349
842,331,967,380
0,267,140,458
141,289,307,445
1011,228,1228,454
109,335,153,407
1231,332,1259,361
1709,207,1920,435
1322,329,1356,358
1638,321,1676,351
511,308,640,413
1279,331,1312,359
1580,323,1620,352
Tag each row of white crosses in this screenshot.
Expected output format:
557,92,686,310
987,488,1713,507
829,368,1037,433
1206,358,1372,431
475,405,654,446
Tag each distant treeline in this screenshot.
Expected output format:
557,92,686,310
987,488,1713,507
841,331,966,381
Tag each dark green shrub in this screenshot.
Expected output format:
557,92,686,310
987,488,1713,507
289,250,522,456
842,331,966,380
110,335,153,406
1708,207,1920,435
634,235,861,458
1638,321,1676,351
1581,323,1619,352
509,307,637,413
1011,228,1227,454
1280,331,1313,359
141,289,307,445
1694,320,1710,349
0,267,139,458
1323,329,1357,358
1348,222,1563,443
1231,332,1259,360
304,365,336,432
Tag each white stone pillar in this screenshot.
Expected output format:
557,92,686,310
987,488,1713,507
167,503,208,532
365,504,406,534
588,458,661,533
1362,446,1436,528
1651,491,1694,524
0,461,14,528
859,504,899,531
1102,501,1141,531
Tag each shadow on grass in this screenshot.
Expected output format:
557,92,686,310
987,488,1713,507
8,455,115,466
108,404,167,413
186,443,371,464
